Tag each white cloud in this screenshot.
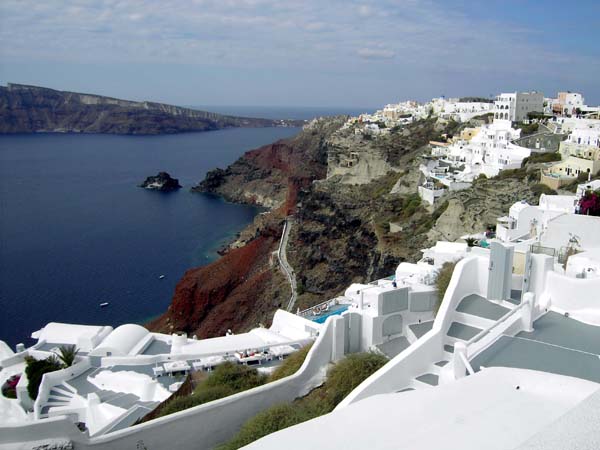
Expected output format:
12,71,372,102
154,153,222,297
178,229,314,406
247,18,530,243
0,0,596,99
357,48,395,59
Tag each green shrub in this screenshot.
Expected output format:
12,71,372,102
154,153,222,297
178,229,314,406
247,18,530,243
523,152,561,166
57,345,79,368
151,363,267,420
401,194,422,219
531,183,557,197
527,171,541,183
219,352,388,450
269,345,312,382
219,403,311,450
518,122,539,136
495,167,527,180
155,393,202,417
435,261,458,314
25,356,62,400
431,200,449,221
205,362,268,392
322,353,388,410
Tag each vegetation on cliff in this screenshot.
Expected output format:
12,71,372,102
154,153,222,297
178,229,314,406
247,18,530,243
435,261,458,314
141,344,313,423
154,114,560,339
142,362,268,421
219,352,388,450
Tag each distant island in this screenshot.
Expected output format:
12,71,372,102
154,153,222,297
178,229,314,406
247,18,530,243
0,83,305,135
139,172,182,192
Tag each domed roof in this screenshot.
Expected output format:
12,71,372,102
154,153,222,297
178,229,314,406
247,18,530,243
90,324,149,357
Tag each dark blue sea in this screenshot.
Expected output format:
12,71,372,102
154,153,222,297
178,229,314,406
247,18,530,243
0,126,301,348
192,106,373,121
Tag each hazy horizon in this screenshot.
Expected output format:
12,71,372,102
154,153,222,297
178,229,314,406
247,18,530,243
1,1,599,107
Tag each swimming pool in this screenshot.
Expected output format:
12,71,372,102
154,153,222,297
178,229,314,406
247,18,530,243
310,304,350,324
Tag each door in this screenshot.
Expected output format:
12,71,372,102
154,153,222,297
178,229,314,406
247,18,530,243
487,242,514,301
382,314,403,337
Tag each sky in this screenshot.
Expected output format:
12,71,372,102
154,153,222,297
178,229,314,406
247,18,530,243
0,0,599,108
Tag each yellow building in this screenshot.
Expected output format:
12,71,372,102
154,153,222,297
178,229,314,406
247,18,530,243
459,127,480,141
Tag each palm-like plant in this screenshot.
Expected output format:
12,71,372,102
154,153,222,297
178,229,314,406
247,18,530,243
57,345,79,368
465,237,477,247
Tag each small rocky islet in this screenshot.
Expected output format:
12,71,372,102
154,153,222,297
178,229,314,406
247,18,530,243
139,172,182,192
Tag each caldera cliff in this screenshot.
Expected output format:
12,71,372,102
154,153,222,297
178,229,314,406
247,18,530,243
150,115,547,336
0,83,303,135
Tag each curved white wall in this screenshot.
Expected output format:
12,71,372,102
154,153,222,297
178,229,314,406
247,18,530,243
338,256,489,407
543,271,600,325
1,316,342,450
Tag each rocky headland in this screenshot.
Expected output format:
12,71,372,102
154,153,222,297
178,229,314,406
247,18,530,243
139,172,182,192
0,83,304,135
150,115,549,336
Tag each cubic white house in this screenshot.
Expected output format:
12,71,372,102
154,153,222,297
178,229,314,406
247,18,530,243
494,91,544,122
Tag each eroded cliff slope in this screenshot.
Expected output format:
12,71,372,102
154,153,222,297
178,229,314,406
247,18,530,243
152,116,549,335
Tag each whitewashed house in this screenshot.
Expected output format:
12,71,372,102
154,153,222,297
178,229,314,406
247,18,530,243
494,91,544,122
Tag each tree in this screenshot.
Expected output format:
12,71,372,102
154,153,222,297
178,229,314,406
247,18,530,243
57,345,79,368
465,237,477,247
24,355,62,400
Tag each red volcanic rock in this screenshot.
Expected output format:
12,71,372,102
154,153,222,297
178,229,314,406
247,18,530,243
244,142,293,174
148,228,281,337
157,118,346,336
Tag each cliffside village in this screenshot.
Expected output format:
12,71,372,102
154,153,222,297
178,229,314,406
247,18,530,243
2,90,600,449
339,91,600,205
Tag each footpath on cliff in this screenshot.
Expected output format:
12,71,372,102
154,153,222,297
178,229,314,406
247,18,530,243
149,115,550,337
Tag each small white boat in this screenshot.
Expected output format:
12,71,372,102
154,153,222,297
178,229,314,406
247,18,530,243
159,275,165,279
100,302,109,307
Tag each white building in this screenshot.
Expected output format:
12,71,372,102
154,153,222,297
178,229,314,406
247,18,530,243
441,101,493,122
494,91,544,122
243,192,600,450
552,91,585,116
429,119,531,181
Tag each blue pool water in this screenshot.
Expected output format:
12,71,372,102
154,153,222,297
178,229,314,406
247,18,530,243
311,305,350,324
0,127,300,348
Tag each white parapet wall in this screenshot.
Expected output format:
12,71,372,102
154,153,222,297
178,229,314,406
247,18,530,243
0,314,344,450
34,358,92,419
542,270,600,326
337,256,490,406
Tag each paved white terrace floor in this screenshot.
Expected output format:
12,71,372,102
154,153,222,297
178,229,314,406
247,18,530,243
244,367,599,450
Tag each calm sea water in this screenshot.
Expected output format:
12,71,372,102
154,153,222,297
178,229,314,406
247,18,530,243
0,126,300,348
192,105,374,121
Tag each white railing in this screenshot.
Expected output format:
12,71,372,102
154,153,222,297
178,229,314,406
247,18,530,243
464,302,526,360
298,297,344,318
458,351,475,376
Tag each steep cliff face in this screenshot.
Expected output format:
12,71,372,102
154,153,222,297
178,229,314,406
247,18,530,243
154,115,547,335
0,83,302,135
193,117,345,212
148,217,290,336
429,174,541,242
326,119,448,184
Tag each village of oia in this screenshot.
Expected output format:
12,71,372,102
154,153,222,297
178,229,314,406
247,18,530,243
1,1,599,449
